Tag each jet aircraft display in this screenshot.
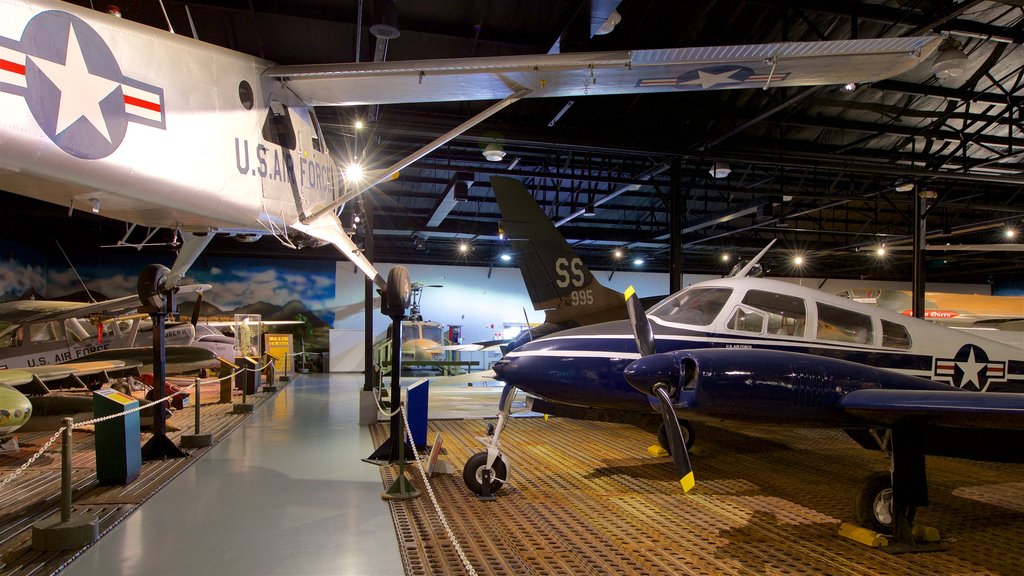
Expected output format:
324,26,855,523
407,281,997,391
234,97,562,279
469,275,1024,544
0,0,940,294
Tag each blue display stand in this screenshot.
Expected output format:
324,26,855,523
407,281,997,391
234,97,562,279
406,379,429,449
93,389,141,486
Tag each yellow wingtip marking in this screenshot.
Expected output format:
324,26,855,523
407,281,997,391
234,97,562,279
680,472,695,493
624,285,636,301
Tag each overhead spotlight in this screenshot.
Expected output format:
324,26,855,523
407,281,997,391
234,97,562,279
483,143,506,162
459,242,469,253
613,249,623,259
633,258,644,266
1006,228,1017,239
344,163,365,183
89,197,101,213
583,202,596,216
497,225,505,241
354,119,365,130
708,161,731,179
932,39,967,82
876,246,886,257
894,177,915,192
595,9,621,35
793,256,804,267
500,253,512,262
721,253,730,262
413,234,426,251
841,82,858,93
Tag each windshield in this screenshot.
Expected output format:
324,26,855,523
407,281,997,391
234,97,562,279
648,287,733,326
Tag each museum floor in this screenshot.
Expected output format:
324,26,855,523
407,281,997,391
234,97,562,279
62,373,406,576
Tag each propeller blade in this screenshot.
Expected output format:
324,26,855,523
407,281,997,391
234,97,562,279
624,286,655,357
190,292,203,329
654,384,694,493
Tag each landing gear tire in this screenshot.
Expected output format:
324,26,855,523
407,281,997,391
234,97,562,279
853,471,914,534
463,451,507,496
658,419,695,452
137,264,170,309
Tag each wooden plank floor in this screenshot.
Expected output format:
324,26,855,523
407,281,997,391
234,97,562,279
372,417,1024,575
0,382,285,576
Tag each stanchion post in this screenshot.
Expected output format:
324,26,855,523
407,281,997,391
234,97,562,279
182,377,213,448
32,420,99,550
60,418,72,523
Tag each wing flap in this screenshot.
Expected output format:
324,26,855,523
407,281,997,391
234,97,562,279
267,37,940,106
840,388,1024,430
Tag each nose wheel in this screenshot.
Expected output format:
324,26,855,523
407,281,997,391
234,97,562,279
463,384,517,499
463,451,508,498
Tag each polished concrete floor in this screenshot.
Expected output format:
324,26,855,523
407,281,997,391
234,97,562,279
63,373,409,576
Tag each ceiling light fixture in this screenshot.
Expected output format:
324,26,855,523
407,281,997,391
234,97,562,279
483,143,506,162
876,246,886,257
613,249,623,259
459,242,469,253
595,9,621,35
583,202,596,216
353,119,365,130
1006,228,1017,239
633,258,644,266
708,161,731,179
721,253,730,262
894,178,915,192
89,197,101,213
500,253,512,262
932,39,968,82
842,82,857,93
793,256,804,266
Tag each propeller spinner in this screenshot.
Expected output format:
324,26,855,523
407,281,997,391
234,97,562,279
623,286,695,493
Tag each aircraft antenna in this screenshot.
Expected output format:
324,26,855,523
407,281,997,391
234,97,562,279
731,239,777,278
55,240,95,303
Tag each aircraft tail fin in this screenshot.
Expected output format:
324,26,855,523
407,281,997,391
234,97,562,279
491,176,623,326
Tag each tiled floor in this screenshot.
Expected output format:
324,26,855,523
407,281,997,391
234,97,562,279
63,373,405,576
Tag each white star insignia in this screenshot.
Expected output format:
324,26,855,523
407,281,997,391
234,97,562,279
956,348,985,390
30,24,119,142
680,69,743,90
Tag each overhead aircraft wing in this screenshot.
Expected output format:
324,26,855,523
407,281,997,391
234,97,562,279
267,37,940,107
840,388,1024,430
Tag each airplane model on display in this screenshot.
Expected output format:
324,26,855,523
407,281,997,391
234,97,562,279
0,0,941,294
465,272,1024,544
839,288,1024,334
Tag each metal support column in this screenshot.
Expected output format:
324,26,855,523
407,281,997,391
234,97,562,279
669,158,683,294
363,199,375,392
912,188,926,319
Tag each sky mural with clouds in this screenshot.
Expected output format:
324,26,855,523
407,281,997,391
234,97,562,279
0,240,337,325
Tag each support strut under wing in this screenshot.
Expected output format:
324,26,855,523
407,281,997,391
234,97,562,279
291,212,387,289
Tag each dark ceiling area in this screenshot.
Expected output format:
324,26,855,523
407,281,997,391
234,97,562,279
4,0,1023,284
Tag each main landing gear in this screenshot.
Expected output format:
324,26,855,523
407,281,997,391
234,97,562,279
848,427,940,550
463,384,516,499
657,419,696,453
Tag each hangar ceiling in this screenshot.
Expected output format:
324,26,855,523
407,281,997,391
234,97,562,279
3,0,1023,284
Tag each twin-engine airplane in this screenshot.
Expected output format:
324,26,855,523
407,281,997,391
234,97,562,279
471,274,1024,545
0,0,940,292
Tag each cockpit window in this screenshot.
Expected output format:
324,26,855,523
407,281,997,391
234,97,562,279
307,110,324,153
816,303,873,345
732,290,807,337
262,101,296,150
648,288,732,326
881,319,912,349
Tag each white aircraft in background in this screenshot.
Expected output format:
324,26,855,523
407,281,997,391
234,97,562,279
0,0,941,290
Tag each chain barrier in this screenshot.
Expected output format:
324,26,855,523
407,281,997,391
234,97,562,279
399,405,478,576
0,362,258,491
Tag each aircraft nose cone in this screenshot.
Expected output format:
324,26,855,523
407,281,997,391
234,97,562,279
623,353,681,396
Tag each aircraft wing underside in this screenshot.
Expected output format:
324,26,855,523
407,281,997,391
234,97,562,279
840,388,1024,430
267,36,940,107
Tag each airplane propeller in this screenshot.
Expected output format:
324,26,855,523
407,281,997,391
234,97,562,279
623,286,695,493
